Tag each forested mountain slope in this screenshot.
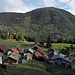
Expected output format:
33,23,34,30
0,7,75,40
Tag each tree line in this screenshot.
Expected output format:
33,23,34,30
0,30,75,45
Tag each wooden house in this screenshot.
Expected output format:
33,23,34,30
51,54,71,68
31,44,49,62
0,45,8,54
0,53,4,64
22,48,33,63
3,52,21,64
24,48,34,60
34,51,49,62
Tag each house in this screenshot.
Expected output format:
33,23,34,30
31,44,49,62
34,51,49,62
24,48,34,60
24,53,33,60
0,53,4,64
51,53,71,68
0,45,8,54
22,48,34,63
16,45,24,53
7,48,19,55
3,52,21,64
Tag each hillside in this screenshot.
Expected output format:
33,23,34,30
0,7,75,40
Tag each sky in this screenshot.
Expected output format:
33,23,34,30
0,0,75,15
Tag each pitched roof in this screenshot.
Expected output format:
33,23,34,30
0,45,8,52
51,54,71,63
32,44,49,60
16,45,24,51
41,55,49,61
11,48,19,53
35,51,42,57
25,48,34,54
31,44,45,54
10,52,21,61
48,47,54,52
28,48,34,53
0,52,4,57
48,51,58,57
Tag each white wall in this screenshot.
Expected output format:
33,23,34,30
0,57,2,64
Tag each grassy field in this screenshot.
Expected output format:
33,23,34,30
0,38,75,50
6,60,75,75
0,39,75,75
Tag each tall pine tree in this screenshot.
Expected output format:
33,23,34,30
46,35,51,48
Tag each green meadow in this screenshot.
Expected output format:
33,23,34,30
0,38,75,50
0,39,75,75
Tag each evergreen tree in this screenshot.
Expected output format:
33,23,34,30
46,35,51,48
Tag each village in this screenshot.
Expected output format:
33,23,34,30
0,42,75,73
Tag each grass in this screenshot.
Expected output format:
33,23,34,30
7,60,75,75
0,69,4,75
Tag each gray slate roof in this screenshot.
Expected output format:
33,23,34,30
51,53,71,63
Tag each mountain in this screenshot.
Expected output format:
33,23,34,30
0,7,75,40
